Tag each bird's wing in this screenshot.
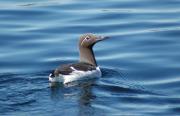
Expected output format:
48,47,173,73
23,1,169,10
51,62,97,77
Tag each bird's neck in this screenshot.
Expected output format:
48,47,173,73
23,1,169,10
79,46,97,66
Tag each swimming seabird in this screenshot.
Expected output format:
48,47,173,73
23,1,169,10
49,33,109,84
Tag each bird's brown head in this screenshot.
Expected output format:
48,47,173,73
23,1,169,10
79,33,109,48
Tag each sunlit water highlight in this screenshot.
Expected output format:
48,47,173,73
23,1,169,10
0,0,180,115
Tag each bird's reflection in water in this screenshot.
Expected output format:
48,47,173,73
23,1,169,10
49,79,96,116
77,80,96,116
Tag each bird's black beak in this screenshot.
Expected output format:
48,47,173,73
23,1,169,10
96,36,110,42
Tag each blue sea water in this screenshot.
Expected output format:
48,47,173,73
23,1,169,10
0,0,180,115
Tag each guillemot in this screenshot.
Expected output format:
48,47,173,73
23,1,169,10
49,33,109,84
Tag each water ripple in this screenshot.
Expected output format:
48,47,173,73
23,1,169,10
1,0,180,115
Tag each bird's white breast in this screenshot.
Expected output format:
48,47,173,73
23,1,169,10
49,67,102,84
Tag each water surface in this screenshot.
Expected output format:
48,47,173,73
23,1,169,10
0,0,180,115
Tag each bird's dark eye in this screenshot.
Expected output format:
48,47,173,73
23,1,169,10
85,36,90,40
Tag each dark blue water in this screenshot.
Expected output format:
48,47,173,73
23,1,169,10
1,0,180,115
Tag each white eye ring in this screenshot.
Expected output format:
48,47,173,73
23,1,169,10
85,36,90,41
81,36,90,46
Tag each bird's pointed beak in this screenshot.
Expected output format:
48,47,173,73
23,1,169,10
96,36,110,42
